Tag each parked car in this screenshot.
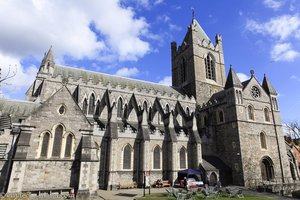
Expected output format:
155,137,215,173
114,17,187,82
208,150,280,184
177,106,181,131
187,177,204,187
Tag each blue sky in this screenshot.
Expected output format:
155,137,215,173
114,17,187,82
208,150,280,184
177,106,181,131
0,0,299,123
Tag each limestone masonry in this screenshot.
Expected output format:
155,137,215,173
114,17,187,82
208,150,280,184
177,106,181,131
0,18,296,197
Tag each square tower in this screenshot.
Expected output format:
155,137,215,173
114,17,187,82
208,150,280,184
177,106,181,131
171,19,226,104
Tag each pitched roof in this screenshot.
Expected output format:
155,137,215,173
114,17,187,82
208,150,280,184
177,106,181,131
181,18,211,47
0,99,41,123
192,19,211,42
224,66,243,89
262,74,277,95
52,65,187,98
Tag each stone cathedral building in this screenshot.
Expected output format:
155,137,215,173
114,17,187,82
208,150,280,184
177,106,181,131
0,18,294,196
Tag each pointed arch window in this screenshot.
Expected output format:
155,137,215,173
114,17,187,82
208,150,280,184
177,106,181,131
236,90,239,104
88,94,95,115
205,54,215,80
117,98,123,118
180,57,186,83
165,104,170,113
143,101,148,112
52,125,63,157
219,110,224,123
264,108,270,122
153,146,161,169
239,91,243,104
95,100,100,116
82,98,88,115
123,144,132,169
40,132,50,157
179,147,187,169
272,97,278,110
248,105,254,120
149,107,152,121
186,107,190,116
260,132,267,149
64,134,73,158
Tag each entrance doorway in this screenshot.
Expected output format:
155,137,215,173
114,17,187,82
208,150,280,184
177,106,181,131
261,157,274,181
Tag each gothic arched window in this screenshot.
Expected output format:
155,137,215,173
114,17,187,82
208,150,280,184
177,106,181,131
205,54,215,80
143,101,148,112
153,146,161,169
95,100,100,116
88,94,95,115
264,108,270,122
52,125,63,157
260,132,267,149
123,144,132,169
219,110,224,122
82,98,88,115
248,105,254,120
180,57,186,83
40,132,50,157
186,107,190,116
165,104,170,113
64,134,73,158
117,98,123,118
239,91,243,104
179,147,187,169
236,90,239,104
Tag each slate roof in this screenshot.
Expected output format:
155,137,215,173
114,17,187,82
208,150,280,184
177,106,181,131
52,65,187,98
0,99,41,123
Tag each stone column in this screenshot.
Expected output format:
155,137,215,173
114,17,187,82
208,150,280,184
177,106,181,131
106,104,118,190
77,129,98,198
7,125,34,193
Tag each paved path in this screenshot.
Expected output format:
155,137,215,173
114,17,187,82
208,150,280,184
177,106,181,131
96,187,298,200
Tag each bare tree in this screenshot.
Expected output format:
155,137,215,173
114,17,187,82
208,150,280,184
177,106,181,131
0,65,17,84
285,122,300,144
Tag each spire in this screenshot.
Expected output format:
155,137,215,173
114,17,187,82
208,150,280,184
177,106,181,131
224,65,243,89
39,46,55,74
262,74,277,95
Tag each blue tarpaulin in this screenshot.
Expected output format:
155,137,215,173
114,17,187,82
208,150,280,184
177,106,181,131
178,169,203,175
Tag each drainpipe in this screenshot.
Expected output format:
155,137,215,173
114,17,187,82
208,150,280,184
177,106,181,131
270,99,285,183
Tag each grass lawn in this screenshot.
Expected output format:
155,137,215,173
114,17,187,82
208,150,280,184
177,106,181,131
136,192,276,200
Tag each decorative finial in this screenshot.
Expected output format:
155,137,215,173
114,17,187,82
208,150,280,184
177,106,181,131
250,69,255,77
230,64,232,68
191,7,195,20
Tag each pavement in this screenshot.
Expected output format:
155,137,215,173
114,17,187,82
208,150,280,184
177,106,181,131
95,187,299,200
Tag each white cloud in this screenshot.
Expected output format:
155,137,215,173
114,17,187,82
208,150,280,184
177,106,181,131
263,0,284,10
158,76,172,86
154,0,164,5
271,43,300,62
246,15,300,40
0,53,38,97
290,75,300,82
236,73,250,82
0,0,151,62
169,23,182,31
115,67,139,77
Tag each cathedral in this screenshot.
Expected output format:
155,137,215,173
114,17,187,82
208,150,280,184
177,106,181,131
0,17,294,196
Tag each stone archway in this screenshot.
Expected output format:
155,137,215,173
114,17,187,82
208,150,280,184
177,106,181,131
260,156,274,181
209,172,218,186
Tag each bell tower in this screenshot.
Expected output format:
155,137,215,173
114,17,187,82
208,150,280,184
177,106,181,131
171,18,226,104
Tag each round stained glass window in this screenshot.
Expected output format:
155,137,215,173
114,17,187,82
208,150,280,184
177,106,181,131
58,105,66,115
251,86,260,98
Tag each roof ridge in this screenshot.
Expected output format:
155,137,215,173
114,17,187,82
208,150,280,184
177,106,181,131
55,64,172,88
